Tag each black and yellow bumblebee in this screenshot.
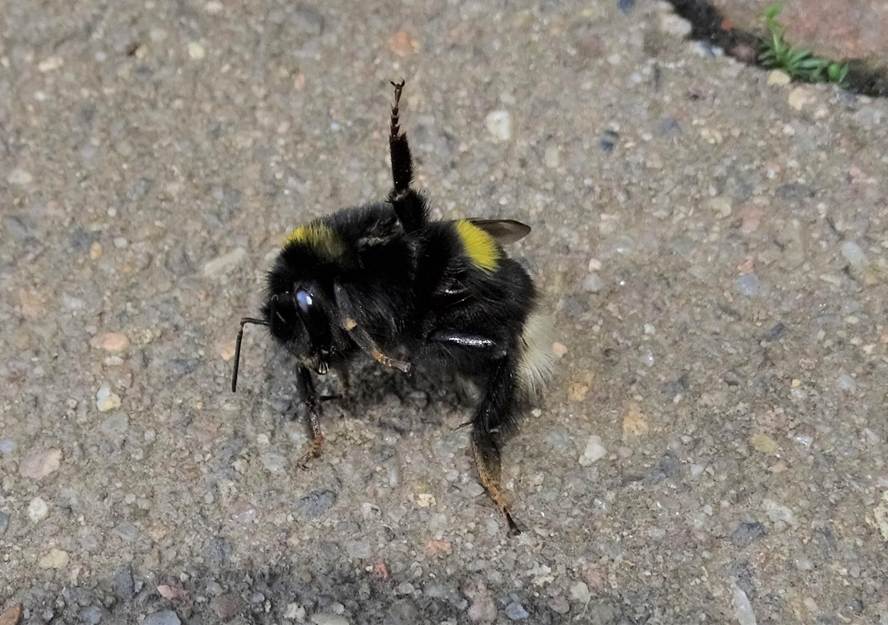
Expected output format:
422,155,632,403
232,81,553,533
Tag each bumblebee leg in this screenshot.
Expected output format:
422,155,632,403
387,79,426,231
472,429,521,535
427,330,519,521
344,321,412,373
333,283,412,374
389,79,411,193
470,356,523,535
295,365,325,468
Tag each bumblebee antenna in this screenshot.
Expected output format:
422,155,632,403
232,317,268,392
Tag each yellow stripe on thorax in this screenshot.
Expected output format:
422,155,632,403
455,219,500,271
284,223,345,259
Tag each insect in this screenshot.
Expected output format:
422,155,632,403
231,80,553,533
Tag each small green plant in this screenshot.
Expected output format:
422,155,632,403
759,4,849,85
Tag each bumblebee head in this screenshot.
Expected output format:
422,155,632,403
261,278,340,374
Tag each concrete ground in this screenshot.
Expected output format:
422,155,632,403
2,1,887,624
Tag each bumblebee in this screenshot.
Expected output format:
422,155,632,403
232,81,553,533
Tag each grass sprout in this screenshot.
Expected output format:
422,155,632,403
759,4,849,85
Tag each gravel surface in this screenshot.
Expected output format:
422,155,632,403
2,1,887,624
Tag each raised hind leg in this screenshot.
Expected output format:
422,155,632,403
387,79,427,231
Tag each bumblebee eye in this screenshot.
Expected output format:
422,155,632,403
295,289,313,314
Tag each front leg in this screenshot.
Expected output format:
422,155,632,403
333,283,411,374
295,365,325,468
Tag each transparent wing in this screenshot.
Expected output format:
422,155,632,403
467,219,531,244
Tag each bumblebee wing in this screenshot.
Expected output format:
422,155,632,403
467,219,531,244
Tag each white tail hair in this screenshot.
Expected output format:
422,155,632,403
517,308,555,398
